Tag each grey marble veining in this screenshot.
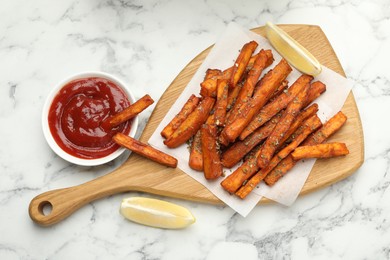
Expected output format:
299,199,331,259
0,0,389,259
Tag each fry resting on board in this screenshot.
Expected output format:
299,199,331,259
114,133,178,168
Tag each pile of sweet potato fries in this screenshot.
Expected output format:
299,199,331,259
161,40,349,199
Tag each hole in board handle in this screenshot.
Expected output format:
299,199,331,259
38,201,53,216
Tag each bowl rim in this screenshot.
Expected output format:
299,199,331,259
42,71,138,166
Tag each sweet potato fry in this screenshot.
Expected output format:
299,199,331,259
161,94,200,139
113,133,177,168
264,111,348,186
226,49,274,125
243,143,263,161
205,113,216,125
241,49,273,97
268,80,289,102
303,81,326,107
226,83,241,111
221,111,282,168
247,53,259,69
218,135,229,147
279,103,319,146
106,94,154,129
263,154,295,186
221,149,261,193
220,58,292,144
205,69,222,80
201,124,223,180
200,78,218,98
303,111,347,146
214,79,229,126
240,74,313,140
251,59,293,99
230,41,258,88
291,142,349,160
164,97,215,148
235,114,322,198
235,159,277,198
200,67,233,97
225,53,263,111
189,130,203,171
205,113,219,138
222,66,234,81
278,115,323,158
200,70,222,98
257,82,310,168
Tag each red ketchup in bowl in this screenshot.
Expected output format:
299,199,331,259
48,77,132,159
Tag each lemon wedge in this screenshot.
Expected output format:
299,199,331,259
265,21,322,76
120,197,196,229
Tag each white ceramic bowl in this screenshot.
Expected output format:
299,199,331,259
42,71,138,166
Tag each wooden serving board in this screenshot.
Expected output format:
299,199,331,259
29,25,364,226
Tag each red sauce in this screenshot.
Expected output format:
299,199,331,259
48,77,132,159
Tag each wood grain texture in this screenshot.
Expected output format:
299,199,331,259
29,25,364,226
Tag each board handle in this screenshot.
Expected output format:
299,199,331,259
28,171,128,226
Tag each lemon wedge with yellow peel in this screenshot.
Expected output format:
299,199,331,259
120,197,196,229
265,21,322,76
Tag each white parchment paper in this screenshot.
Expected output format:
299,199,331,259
149,23,352,216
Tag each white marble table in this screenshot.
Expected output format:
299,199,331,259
0,0,389,259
